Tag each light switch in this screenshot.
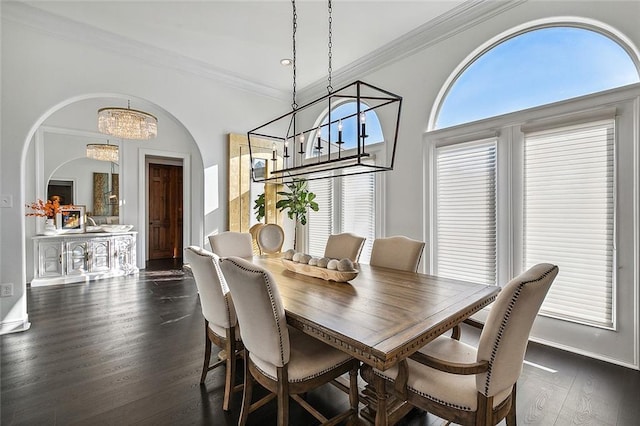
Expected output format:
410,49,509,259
0,195,13,208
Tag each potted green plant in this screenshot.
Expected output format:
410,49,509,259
276,179,319,250
253,192,265,223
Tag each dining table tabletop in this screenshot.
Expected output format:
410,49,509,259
253,255,500,371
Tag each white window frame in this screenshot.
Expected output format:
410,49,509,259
424,84,640,368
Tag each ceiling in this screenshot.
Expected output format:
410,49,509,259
19,0,468,95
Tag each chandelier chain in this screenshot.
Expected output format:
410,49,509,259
291,0,298,110
327,0,333,94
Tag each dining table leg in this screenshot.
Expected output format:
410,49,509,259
360,364,391,425
359,363,413,426
374,374,388,426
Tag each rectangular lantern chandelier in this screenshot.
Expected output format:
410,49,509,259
247,80,402,183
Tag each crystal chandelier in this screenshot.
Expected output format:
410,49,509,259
97,100,157,140
247,0,402,183
86,141,119,162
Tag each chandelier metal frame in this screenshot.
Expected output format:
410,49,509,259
247,0,402,184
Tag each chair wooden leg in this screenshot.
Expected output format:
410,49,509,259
476,393,493,426
222,332,235,411
276,367,290,426
451,324,461,340
239,357,253,426
200,321,212,384
506,385,517,426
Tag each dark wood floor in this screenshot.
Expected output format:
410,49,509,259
2,259,639,425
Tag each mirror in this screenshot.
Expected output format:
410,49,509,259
48,157,120,222
40,128,121,225
228,133,282,232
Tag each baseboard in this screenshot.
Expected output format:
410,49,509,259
0,317,31,335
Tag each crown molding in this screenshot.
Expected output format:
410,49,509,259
2,2,290,101
300,0,528,101
3,1,526,103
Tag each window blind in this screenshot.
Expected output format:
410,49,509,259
307,178,333,258
307,170,376,262
435,141,497,285
341,172,376,262
524,119,614,328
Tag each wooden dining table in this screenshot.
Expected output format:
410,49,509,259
252,256,500,425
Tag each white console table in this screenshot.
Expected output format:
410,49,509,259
31,232,138,287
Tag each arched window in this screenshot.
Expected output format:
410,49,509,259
306,101,382,262
435,26,639,129
428,22,640,361
307,101,384,156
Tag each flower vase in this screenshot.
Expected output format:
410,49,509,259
43,218,57,235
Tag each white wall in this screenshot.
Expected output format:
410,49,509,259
0,10,288,333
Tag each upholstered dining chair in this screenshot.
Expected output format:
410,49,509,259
183,246,243,412
248,223,265,255
219,256,360,426
369,235,426,272
208,231,253,258
372,263,559,426
256,223,285,255
323,232,366,262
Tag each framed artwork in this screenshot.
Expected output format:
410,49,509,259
47,179,75,206
59,205,86,233
253,158,266,179
93,172,109,216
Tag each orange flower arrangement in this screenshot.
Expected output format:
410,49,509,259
25,199,62,219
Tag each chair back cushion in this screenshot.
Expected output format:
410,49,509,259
184,246,236,328
324,233,366,262
220,256,290,368
249,223,265,254
257,223,285,254
476,263,558,397
209,232,253,258
369,236,425,272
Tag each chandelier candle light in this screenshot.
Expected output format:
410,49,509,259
247,0,402,183
98,100,157,140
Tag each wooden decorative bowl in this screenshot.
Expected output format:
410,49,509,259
281,259,358,282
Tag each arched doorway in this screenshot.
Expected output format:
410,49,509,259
24,95,200,283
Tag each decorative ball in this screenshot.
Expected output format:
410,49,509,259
283,249,296,260
317,257,331,268
337,258,355,272
292,252,303,262
299,254,312,264
308,257,319,266
327,259,339,270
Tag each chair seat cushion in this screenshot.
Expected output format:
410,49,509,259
374,335,510,411
252,327,353,383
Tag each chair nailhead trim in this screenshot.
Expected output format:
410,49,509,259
254,356,353,383
223,258,287,366
190,248,235,329
373,370,473,411
483,264,558,396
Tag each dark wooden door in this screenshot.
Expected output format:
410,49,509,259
148,163,183,260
